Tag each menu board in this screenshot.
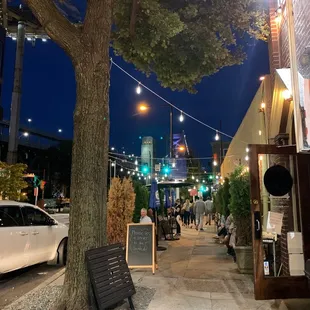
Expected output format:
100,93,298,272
126,223,155,274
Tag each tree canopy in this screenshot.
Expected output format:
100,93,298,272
0,162,28,200
113,0,269,92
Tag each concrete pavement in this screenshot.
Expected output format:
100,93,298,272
4,221,277,310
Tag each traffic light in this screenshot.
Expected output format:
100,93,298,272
142,164,149,174
162,166,170,175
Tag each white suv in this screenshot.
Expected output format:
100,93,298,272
0,201,68,274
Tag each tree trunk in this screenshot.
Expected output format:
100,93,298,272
26,1,112,308
55,55,110,310
54,5,112,308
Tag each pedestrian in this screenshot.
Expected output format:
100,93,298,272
183,199,191,228
140,208,152,223
205,197,213,225
189,200,195,227
194,196,206,231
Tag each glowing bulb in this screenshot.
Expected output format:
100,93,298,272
215,131,220,141
135,167,138,171
259,130,262,136
179,112,184,122
23,132,29,137
261,102,266,109
12,37,17,41
58,129,62,133
259,155,263,161
111,147,115,151
192,175,195,180
127,171,130,174
246,147,249,153
136,84,142,94
196,179,199,182
135,160,138,165
42,38,47,42
120,168,123,172
213,160,218,166
259,76,265,81
245,155,249,161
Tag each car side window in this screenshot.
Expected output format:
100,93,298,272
0,206,24,227
22,207,51,226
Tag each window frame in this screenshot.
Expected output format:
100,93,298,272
21,206,52,226
0,206,25,227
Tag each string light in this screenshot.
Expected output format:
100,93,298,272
110,59,247,143
215,131,220,141
213,160,218,166
179,112,184,122
120,168,124,172
245,155,249,161
136,84,142,94
246,147,249,153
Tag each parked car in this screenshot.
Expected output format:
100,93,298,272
0,201,68,274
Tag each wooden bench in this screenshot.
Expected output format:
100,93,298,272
86,243,136,310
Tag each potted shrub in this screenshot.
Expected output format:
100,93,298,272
229,166,253,274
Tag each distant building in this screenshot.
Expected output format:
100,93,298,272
141,136,155,175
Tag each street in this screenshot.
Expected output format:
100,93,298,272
52,213,69,226
0,213,69,308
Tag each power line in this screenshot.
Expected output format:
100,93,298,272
110,58,248,144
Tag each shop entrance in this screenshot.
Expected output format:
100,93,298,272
249,144,310,300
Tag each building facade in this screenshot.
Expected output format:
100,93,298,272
221,0,310,299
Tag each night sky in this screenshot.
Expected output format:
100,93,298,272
2,4,270,160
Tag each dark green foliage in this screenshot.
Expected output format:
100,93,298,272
229,166,251,246
213,177,230,216
132,181,149,222
113,0,269,92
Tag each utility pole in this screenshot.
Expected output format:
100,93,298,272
7,21,25,164
169,106,173,159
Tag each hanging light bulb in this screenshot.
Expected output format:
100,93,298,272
213,160,218,166
245,155,249,161
127,171,130,175
134,159,138,165
120,168,124,172
192,175,195,180
179,112,184,122
136,84,142,94
215,131,220,141
135,167,138,171
196,179,199,182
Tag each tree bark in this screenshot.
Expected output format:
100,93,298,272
27,0,112,309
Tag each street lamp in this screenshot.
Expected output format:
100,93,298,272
19,132,29,138
137,103,149,113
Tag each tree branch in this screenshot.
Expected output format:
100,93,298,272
26,0,82,61
130,0,139,37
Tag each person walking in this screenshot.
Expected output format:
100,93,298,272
194,196,206,231
183,199,191,228
205,197,213,225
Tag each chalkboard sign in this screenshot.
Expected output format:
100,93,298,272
126,223,155,274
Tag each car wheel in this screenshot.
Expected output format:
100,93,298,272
57,238,67,266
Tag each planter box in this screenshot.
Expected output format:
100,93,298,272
235,246,253,274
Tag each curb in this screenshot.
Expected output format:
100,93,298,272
4,268,65,309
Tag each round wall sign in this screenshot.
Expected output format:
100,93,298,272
263,165,293,197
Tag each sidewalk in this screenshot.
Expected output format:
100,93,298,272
4,223,276,310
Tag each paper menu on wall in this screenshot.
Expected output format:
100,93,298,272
266,211,283,235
